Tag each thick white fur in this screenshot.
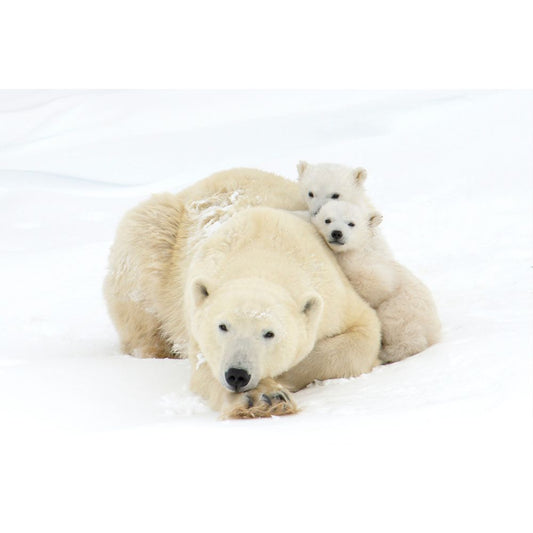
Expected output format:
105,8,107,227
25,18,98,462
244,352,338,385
297,161,373,215
104,168,381,418
313,200,441,363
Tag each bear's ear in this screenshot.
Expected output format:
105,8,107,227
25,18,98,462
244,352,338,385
300,292,323,333
369,212,383,227
191,278,211,307
296,160,309,178
353,167,367,184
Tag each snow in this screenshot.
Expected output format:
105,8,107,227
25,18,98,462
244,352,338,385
0,91,531,532
195,351,206,370
188,188,244,239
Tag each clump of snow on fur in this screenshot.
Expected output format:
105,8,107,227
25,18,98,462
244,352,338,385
228,190,241,203
235,309,273,321
195,351,206,369
202,219,223,237
172,340,188,356
187,189,244,240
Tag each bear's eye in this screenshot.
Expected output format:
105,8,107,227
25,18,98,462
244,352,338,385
325,219,331,224
331,193,340,199
348,222,355,227
219,323,228,332
263,331,275,339
308,191,314,198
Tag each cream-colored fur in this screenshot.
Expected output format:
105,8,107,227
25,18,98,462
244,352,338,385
314,200,441,363
104,168,304,359
104,168,381,418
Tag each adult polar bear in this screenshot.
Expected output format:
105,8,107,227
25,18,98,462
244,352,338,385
104,168,381,418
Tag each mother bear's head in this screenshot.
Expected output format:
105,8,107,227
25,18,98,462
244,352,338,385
189,276,323,392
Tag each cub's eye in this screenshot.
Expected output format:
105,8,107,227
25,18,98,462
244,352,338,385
331,193,340,199
348,222,355,227
263,331,275,339
308,192,314,198
219,324,228,332
325,219,331,224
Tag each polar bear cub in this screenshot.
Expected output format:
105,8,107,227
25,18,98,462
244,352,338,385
313,200,441,363
297,161,373,215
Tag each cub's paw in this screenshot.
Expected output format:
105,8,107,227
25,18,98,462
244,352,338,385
222,379,298,419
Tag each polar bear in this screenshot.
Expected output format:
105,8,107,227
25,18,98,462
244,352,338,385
297,161,373,215
104,168,381,418
313,200,441,363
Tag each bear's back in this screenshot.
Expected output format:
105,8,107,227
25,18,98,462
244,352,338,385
179,168,305,212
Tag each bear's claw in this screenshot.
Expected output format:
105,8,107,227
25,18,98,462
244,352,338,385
260,394,272,406
223,382,298,419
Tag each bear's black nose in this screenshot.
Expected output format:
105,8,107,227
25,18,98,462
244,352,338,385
331,230,343,240
225,368,251,392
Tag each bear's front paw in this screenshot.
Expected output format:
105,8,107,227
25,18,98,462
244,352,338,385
222,379,298,419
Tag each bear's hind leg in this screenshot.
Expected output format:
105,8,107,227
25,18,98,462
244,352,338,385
105,295,175,359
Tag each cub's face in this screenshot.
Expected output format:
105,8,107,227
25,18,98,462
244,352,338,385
313,200,382,253
189,279,323,392
297,161,368,216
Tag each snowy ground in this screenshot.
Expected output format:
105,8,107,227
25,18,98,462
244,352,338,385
0,91,531,532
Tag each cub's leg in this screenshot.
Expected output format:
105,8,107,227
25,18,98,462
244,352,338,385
378,317,428,364
376,284,435,364
189,346,297,419
278,306,381,392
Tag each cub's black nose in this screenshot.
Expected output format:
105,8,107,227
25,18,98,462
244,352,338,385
331,230,343,240
225,368,251,392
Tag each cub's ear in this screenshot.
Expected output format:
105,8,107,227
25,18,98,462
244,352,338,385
300,292,324,333
369,212,383,227
191,278,211,307
296,160,309,178
353,167,367,184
